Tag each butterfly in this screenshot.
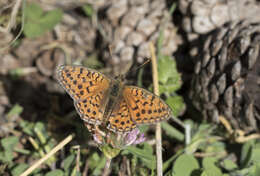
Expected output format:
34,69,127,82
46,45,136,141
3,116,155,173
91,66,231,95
56,65,172,133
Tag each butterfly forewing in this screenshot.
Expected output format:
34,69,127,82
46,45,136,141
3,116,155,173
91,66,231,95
123,86,173,124
57,65,111,125
57,65,110,100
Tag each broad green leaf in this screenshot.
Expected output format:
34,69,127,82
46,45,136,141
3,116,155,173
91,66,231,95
19,120,34,136
1,136,19,150
251,147,260,163
172,154,199,176
11,163,28,176
24,3,43,20
124,144,156,170
201,166,222,176
250,162,260,176
202,157,223,175
63,154,75,171
100,145,121,159
92,156,106,176
202,157,218,169
7,104,23,117
88,152,106,175
166,96,185,117
82,54,104,69
45,169,64,176
88,152,101,169
241,140,255,167
161,122,184,141
221,159,238,170
158,56,181,88
24,3,63,38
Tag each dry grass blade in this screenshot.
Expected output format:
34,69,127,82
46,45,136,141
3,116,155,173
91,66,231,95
149,42,163,176
20,134,74,176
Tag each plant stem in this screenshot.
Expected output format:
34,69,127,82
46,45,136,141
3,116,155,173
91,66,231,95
149,42,163,176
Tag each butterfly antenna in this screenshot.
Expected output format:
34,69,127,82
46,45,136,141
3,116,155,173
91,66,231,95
129,58,151,74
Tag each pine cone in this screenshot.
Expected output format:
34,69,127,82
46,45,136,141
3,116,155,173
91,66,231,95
189,21,260,133
179,0,260,36
96,0,182,75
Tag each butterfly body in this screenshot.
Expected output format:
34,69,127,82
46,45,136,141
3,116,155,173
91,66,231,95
57,65,172,133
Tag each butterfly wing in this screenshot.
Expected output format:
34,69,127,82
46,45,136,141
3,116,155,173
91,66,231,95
123,86,173,124
108,86,172,132
56,65,111,125
107,97,137,133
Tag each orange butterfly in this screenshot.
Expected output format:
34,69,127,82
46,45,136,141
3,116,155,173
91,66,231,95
56,65,172,133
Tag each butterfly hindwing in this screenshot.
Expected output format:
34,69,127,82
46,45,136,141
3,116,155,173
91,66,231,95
107,97,137,132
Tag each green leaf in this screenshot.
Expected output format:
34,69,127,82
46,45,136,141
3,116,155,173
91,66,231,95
82,4,94,17
88,152,106,175
1,136,19,150
24,3,63,38
100,145,121,159
19,120,34,136
241,140,255,167
251,147,260,163
63,154,75,171
124,144,156,170
82,54,104,69
172,154,199,176
88,152,101,169
7,104,23,117
158,56,181,92
249,162,260,176
45,169,64,176
201,166,222,176
161,122,184,141
24,3,43,19
202,157,222,175
202,157,218,169
166,96,185,117
221,159,238,171
11,163,28,176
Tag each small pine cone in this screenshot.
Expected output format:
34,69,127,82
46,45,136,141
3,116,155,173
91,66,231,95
97,0,182,74
179,0,260,36
189,21,260,133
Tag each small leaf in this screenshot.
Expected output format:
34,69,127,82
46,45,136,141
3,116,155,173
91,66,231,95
166,96,185,117
250,162,260,176
158,56,181,90
172,154,199,176
19,120,34,136
7,104,23,117
251,147,260,163
63,154,75,171
11,164,28,176
221,159,238,171
82,4,94,17
161,122,184,141
241,140,255,167
1,136,19,150
202,157,218,169
24,3,43,19
24,3,63,38
45,169,64,176
201,166,222,176
100,145,121,159
89,152,101,169
124,144,156,169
